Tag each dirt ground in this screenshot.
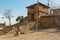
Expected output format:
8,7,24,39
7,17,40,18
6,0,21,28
0,28,60,40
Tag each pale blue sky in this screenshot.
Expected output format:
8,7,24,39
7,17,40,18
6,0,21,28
0,0,60,25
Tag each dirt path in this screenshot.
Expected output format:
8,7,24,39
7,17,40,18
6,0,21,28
0,28,60,40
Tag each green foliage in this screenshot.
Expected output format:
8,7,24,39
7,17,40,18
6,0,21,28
16,16,25,22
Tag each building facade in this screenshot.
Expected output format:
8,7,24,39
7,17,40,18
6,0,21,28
26,2,50,22
53,9,60,15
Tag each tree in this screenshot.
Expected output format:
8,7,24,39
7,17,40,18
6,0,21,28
16,16,25,23
3,9,13,26
14,15,25,36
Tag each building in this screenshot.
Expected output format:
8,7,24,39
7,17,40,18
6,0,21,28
53,8,60,26
53,8,60,15
26,2,50,22
12,2,59,31
26,2,59,29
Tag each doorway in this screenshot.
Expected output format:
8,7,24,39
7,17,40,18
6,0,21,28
31,14,35,21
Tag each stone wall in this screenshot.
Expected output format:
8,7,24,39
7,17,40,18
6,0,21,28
38,15,58,29
53,9,60,15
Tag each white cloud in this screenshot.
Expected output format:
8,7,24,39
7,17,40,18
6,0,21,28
0,14,17,25
11,17,17,25
52,0,60,6
0,15,5,23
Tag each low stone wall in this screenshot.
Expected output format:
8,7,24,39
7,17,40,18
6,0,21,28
38,15,58,29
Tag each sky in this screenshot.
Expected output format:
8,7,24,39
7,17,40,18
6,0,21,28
0,0,60,25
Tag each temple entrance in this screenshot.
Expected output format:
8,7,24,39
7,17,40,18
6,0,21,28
31,14,35,21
